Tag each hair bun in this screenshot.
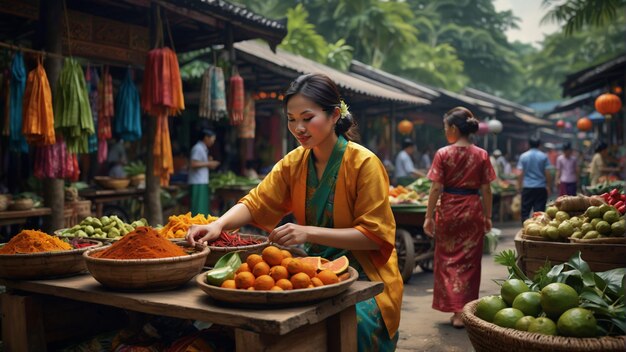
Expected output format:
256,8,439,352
466,117,479,134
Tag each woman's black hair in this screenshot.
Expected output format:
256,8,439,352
443,106,479,136
284,73,359,142
595,141,608,154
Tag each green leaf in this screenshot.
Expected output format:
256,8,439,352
580,290,609,307
214,251,242,270
566,251,592,275
597,268,626,298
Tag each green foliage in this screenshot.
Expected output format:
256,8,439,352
542,0,625,35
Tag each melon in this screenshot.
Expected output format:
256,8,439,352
320,255,349,274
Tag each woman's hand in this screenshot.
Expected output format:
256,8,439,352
269,223,310,246
484,216,492,233
423,217,435,238
186,223,222,245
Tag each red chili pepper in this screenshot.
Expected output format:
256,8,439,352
615,201,625,209
618,205,626,214
621,194,626,201
610,188,619,197
601,192,610,200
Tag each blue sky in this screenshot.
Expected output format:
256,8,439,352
493,0,560,47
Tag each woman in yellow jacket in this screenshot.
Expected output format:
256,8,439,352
187,73,403,351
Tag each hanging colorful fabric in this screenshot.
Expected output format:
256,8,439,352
22,57,55,146
210,66,227,120
54,58,95,154
114,68,142,141
2,72,10,136
237,92,255,139
198,66,213,119
228,73,244,125
34,138,76,179
141,47,185,117
9,52,28,153
98,66,113,140
86,66,99,153
153,114,173,186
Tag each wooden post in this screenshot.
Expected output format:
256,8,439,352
144,3,163,226
390,102,397,159
2,294,47,352
41,0,65,232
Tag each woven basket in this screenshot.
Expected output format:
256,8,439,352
462,300,626,352
570,237,626,244
83,244,210,291
94,176,130,190
205,234,269,267
8,198,34,211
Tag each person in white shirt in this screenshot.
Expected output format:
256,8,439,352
189,129,220,215
395,138,423,185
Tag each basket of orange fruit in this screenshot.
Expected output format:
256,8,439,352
196,245,357,305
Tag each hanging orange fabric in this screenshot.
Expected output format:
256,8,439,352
141,48,184,117
153,114,173,186
22,57,55,146
228,73,244,125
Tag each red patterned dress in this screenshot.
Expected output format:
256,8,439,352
427,145,496,312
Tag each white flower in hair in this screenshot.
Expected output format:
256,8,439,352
339,100,349,119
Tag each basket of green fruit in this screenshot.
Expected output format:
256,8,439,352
462,250,626,352
55,216,148,242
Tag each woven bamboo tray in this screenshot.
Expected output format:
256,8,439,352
569,237,626,244
83,244,210,291
462,300,626,352
0,240,104,279
94,176,130,190
196,266,358,306
205,234,269,267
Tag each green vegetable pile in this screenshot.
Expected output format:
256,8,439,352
209,172,261,193
59,216,148,240
406,177,432,193
586,181,624,196
124,161,146,177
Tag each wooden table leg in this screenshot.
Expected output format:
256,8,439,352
2,293,47,352
235,319,328,351
327,306,357,352
95,203,104,218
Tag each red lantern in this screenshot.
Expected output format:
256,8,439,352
556,120,565,129
595,93,622,115
397,119,413,135
576,117,592,132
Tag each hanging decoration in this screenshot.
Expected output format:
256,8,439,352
397,119,413,135
228,72,244,125
477,121,489,135
22,56,55,146
85,65,99,154
34,138,79,181
576,117,592,131
210,66,227,119
114,68,142,142
199,66,213,119
595,93,622,115
2,73,10,136
54,58,95,154
141,47,185,117
237,92,256,139
9,52,28,153
555,120,565,129
153,115,173,186
487,119,503,134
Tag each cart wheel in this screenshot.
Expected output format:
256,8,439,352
102,205,130,223
395,228,416,283
418,259,433,272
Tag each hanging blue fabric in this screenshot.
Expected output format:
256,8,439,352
9,52,28,153
114,68,141,141
86,66,99,153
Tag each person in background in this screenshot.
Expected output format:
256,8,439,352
243,159,260,179
423,107,495,329
189,129,220,216
493,149,508,178
420,146,432,170
555,142,578,196
107,138,128,178
589,142,620,186
517,137,551,222
395,138,424,185
186,73,403,351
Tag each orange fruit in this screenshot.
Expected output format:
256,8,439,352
247,286,255,291
270,286,283,291
269,265,289,281
308,284,314,288
300,256,322,270
320,255,349,274
236,263,250,274
281,257,293,268
316,270,339,285
262,246,284,266
287,258,304,275
301,262,318,279
252,261,270,277
276,278,293,290
311,277,324,287
221,279,236,289
246,254,264,270
291,272,311,289
280,249,292,259
253,275,275,291
235,272,255,289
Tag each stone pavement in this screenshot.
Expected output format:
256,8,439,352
396,222,520,352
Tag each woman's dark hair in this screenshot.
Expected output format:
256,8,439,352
595,141,608,153
443,106,479,136
284,73,359,142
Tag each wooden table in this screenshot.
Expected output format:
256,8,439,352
1,274,383,351
79,188,144,218
0,208,51,226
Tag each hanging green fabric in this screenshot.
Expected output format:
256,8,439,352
9,52,28,153
54,58,94,154
114,68,142,141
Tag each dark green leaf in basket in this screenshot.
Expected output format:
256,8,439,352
580,289,609,307
214,251,242,270
596,268,626,299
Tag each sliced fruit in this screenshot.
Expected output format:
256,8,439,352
320,255,349,274
299,256,322,269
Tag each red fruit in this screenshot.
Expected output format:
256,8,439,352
601,193,610,200
621,194,626,201
615,201,625,209
618,205,626,214
610,189,619,197
609,198,617,205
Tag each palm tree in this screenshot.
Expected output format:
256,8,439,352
541,0,626,35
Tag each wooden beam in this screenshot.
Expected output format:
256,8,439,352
155,0,219,28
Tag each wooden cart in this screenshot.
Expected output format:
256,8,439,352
391,204,434,283
0,275,382,352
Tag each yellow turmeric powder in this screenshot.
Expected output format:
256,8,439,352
0,229,72,254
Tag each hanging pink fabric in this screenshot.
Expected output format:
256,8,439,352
97,139,108,164
228,73,244,125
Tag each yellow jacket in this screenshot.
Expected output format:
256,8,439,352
239,141,403,337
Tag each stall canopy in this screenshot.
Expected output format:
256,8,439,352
562,53,626,97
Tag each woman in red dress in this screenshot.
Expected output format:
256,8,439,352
423,107,496,328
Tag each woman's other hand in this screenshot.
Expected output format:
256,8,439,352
186,223,222,245
269,223,310,246
484,216,492,233
423,218,435,238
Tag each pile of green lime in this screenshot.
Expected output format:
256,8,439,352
475,280,598,337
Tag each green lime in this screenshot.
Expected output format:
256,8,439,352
515,316,536,331
611,221,625,237
528,317,557,335
557,308,597,337
501,279,530,305
583,230,600,239
512,292,542,317
598,204,613,215
493,308,524,328
540,283,579,319
595,221,611,236
540,226,549,238
545,226,560,241
571,231,583,239
548,220,561,228
523,218,535,229
475,296,508,323
555,211,570,222
603,210,621,224
546,206,558,219
557,222,574,238
585,206,602,219
590,218,601,229
525,224,542,237
569,216,582,228
580,222,593,234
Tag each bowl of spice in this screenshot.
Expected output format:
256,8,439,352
0,229,103,279
84,226,209,291
205,231,268,267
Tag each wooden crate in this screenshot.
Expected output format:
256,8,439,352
514,230,626,277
